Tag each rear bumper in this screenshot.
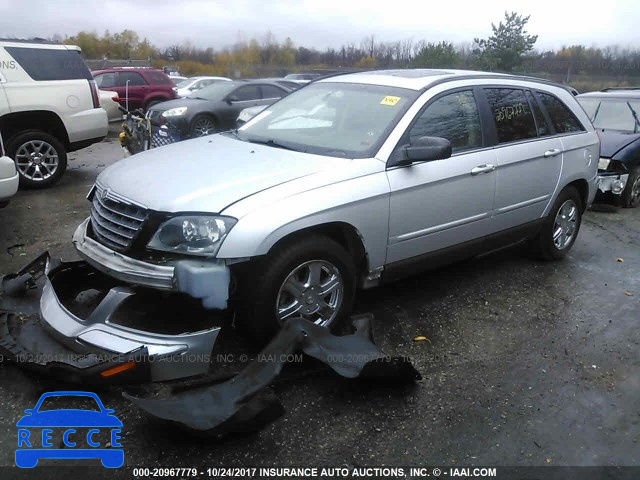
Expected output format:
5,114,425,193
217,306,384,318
66,108,108,146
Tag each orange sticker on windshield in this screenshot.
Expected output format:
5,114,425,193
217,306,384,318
380,96,401,106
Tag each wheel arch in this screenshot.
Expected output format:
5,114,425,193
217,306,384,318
565,178,589,212
264,221,369,281
0,111,70,148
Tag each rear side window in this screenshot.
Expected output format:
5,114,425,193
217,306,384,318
537,92,585,133
525,91,550,137
234,85,261,101
409,90,482,153
5,47,92,81
118,71,147,86
261,84,286,99
146,71,172,85
485,88,537,143
94,72,117,88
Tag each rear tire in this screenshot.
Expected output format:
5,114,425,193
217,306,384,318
620,166,640,208
530,186,583,260
7,130,67,189
235,236,356,346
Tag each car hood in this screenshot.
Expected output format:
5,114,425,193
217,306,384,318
96,134,348,213
599,130,640,158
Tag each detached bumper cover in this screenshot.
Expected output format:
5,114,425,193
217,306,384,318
125,315,421,437
1,255,223,382
0,312,150,383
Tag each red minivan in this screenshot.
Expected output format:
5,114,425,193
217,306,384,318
92,68,177,111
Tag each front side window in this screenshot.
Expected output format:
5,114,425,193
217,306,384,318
233,85,261,101
409,90,482,153
237,82,418,158
537,92,585,133
117,71,147,86
485,88,537,143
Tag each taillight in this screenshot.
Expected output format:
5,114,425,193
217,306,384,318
112,96,120,103
89,79,100,108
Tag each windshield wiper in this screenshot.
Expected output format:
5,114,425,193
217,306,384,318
245,137,302,152
626,102,640,133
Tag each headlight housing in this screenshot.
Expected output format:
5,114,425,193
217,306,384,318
147,215,237,256
162,107,188,117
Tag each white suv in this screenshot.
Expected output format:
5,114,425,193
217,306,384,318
0,40,108,188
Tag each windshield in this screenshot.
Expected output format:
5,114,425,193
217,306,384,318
578,97,640,132
188,82,237,100
237,82,418,158
176,79,193,88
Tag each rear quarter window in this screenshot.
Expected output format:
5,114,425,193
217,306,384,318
5,47,92,81
537,92,585,133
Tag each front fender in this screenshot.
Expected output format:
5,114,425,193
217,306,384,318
216,171,390,270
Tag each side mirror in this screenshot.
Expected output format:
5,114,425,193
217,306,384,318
396,136,452,166
226,94,239,104
24,409,34,414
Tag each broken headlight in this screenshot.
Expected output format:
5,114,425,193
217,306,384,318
147,215,237,256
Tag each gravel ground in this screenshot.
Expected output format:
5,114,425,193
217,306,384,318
0,135,638,476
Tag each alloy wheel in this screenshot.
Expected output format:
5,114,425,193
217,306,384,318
275,260,344,326
14,140,59,181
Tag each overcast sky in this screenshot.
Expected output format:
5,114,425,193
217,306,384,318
0,0,638,52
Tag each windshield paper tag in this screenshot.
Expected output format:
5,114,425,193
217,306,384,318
380,96,400,106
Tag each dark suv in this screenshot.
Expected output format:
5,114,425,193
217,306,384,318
92,68,177,111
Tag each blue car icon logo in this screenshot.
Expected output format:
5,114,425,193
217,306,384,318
16,391,123,468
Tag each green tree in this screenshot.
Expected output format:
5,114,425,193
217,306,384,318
474,11,538,71
411,41,460,68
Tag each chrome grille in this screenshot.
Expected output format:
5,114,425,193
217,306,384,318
90,185,147,252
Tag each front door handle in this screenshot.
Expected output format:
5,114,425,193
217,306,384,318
544,149,561,158
471,164,496,176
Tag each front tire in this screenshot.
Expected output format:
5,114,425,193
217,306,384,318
189,114,217,138
530,186,583,260
7,131,67,188
236,236,356,345
620,166,640,208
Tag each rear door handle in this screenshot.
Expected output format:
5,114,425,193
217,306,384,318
544,149,561,157
471,164,496,176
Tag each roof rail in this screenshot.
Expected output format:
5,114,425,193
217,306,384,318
601,87,640,92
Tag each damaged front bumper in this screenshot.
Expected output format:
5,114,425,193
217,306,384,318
73,218,231,310
597,171,628,195
1,255,224,382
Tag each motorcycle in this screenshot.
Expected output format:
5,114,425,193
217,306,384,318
118,105,151,156
118,105,182,156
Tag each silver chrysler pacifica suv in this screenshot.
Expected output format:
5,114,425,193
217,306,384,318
44,69,598,380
